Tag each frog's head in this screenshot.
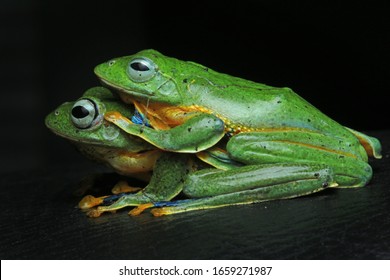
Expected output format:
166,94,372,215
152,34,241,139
45,86,152,152
94,49,193,105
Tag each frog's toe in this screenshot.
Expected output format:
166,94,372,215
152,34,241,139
151,207,174,217
104,111,122,122
78,195,105,209
128,203,154,216
111,180,142,194
104,111,133,127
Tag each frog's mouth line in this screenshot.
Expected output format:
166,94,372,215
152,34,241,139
47,127,106,146
99,78,153,97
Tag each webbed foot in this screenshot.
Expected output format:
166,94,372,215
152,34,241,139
128,203,154,216
79,195,107,209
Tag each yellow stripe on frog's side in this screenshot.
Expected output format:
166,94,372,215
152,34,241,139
186,104,316,135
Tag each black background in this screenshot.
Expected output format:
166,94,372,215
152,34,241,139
1,0,389,172
1,0,390,260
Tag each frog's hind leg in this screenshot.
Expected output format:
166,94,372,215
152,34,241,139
150,163,336,216
227,131,373,188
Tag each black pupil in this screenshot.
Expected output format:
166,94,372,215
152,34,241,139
131,62,149,71
72,106,90,119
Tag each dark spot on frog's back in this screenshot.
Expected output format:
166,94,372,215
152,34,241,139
183,79,188,83
188,127,192,132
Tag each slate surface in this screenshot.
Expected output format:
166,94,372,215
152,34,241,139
0,130,389,260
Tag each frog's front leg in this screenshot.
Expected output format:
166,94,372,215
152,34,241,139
226,131,373,188
86,153,191,217
104,111,225,153
151,163,336,216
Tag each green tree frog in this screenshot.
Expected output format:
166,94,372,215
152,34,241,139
45,87,337,216
94,49,381,192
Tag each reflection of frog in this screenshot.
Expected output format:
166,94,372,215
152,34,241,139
46,87,336,217
95,49,381,190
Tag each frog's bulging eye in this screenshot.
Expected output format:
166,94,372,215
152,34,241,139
71,99,98,129
127,57,156,82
